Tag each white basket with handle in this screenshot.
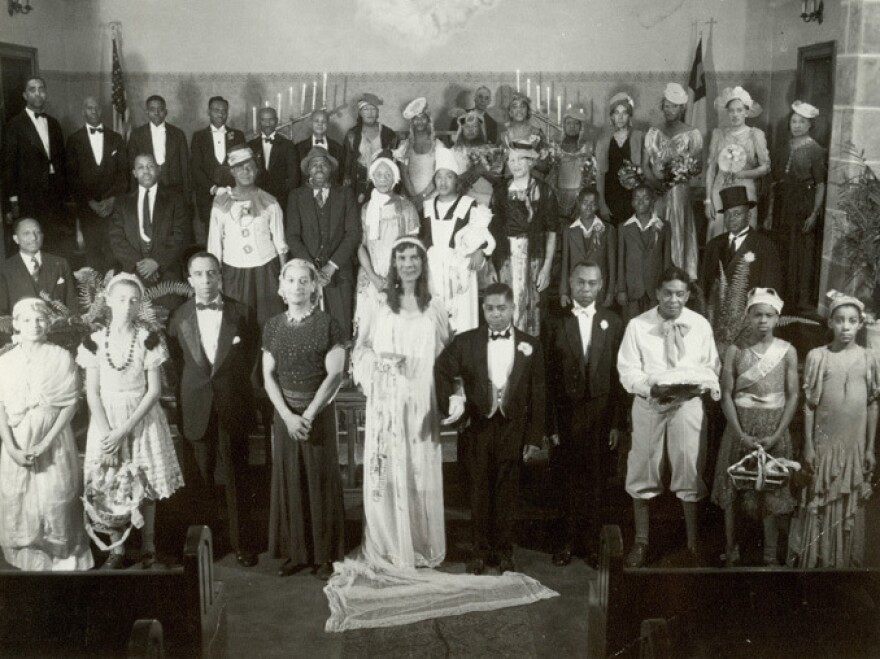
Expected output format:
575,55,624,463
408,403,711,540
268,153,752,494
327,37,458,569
727,445,801,491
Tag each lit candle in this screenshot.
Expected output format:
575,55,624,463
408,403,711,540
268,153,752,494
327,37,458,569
288,86,294,108
557,95,562,125
300,83,306,115
526,78,531,99
536,83,541,112
322,73,328,108
801,0,807,13
546,87,551,118
264,100,269,107
252,106,257,132
312,80,317,111
277,92,282,120
516,69,521,93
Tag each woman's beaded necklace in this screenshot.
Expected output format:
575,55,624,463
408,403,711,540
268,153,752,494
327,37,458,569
104,326,137,371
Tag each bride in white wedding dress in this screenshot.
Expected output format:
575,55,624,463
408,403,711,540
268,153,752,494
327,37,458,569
324,237,556,632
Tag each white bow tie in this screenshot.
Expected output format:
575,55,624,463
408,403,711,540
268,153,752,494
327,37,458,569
572,305,595,319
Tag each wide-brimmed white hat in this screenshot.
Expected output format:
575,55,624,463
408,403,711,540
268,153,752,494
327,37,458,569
715,86,763,118
663,83,688,105
403,97,428,121
792,100,820,119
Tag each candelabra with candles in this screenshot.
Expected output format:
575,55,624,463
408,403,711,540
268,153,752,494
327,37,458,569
8,0,33,16
248,73,348,140
800,0,823,24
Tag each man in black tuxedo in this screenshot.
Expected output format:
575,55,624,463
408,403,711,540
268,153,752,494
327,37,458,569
544,261,625,567
294,109,344,185
435,282,545,574
109,154,188,286
190,96,245,238
0,218,77,315
286,147,360,339
66,96,129,272
127,95,191,201
247,106,300,210
701,185,783,311
447,86,498,145
166,251,259,567
1,77,69,254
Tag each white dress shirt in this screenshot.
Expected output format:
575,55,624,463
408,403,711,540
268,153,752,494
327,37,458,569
137,185,158,242
623,214,664,232
20,251,42,276
197,297,223,363
617,306,720,398
261,131,276,168
86,124,104,165
150,122,167,166
572,301,596,356
211,125,227,164
311,135,329,149
487,325,515,391
729,227,750,252
26,107,53,173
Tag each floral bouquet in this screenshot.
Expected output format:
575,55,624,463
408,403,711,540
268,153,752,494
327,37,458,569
83,460,150,551
718,143,747,186
581,155,598,189
467,145,505,170
618,159,644,190
663,153,700,189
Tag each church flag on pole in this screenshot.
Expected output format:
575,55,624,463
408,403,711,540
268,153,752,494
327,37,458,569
688,37,706,102
111,36,129,138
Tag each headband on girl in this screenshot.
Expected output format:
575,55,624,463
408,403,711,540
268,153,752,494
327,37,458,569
746,287,783,314
392,236,426,252
107,272,145,297
827,289,865,316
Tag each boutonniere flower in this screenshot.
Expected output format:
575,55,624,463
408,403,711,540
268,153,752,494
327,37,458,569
226,132,235,142
232,336,241,345
600,319,609,330
56,277,65,285
517,342,533,356
743,251,756,263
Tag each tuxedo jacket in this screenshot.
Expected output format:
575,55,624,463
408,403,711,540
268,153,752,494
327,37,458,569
108,185,188,281
0,251,76,315
435,326,545,448
1,110,67,214
447,112,499,145
190,126,246,217
248,133,300,207
127,122,191,198
286,184,361,285
66,126,129,215
294,137,344,185
543,307,625,434
701,230,783,300
166,296,257,441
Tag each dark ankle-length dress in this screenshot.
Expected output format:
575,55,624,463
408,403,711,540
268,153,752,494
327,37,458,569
263,310,346,565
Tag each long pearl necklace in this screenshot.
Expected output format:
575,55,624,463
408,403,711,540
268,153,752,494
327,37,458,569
104,326,137,372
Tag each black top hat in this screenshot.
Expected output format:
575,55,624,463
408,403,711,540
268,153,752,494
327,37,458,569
719,186,756,213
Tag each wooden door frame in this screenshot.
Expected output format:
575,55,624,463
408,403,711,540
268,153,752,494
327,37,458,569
795,40,836,101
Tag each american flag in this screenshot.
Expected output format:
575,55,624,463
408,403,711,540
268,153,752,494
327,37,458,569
111,37,128,136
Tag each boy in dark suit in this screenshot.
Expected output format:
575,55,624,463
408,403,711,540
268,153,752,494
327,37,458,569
615,184,672,321
166,251,259,566
435,282,545,574
0,218,77,315
559,188,616,308
544,261,625,567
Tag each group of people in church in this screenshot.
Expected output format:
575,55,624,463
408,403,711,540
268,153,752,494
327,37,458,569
0,71,873,592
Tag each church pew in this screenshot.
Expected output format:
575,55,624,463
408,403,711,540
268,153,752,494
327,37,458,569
589,525,880,658
0,525,226,658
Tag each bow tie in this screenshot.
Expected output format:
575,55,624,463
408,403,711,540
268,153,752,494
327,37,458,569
489,329,511,341
263,136,274,144
196,301,223,311
89,126,104,134
33,111,47,119
211,126,226,133
572,305,594,319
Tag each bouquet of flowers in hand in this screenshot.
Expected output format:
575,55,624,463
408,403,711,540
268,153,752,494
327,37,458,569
581,155,598,189
467,145,505,170
617,159,644,190
718,143,747,186
663,153,700,189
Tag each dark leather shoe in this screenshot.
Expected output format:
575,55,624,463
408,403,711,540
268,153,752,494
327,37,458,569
314,561,334,581
101,553,126,570
278,559,308,577
236,550,258,567
625,543,648,568
466,558,485,575
498,557,516,574
552,548,572,567
140,551,156,570
585,551,599,569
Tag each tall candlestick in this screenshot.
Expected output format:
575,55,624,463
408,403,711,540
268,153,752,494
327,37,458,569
252,106,257,133
300,83,306,115
516,69,521,93
557,96,562,125
288,86,293,109
546,87,551,118
536,83,541,112
322,73,328,108
526,78,531,99
277,93,282,121
312,81,317,112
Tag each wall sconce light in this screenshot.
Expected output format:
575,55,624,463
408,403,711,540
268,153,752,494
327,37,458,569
8,0,33,16
801,0,823,24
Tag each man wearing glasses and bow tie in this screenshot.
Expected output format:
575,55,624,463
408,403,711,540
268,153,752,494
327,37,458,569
2,77,69,256
617,266,720,568
247,106,300,216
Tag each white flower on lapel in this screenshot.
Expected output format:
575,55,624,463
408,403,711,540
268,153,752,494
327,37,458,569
56,277,65,285
111,150,118,157
743,251,756,263
517,342,533,356
600,319,608,330
232,336,241,345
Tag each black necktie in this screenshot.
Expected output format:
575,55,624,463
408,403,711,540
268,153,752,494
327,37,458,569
89,126,103,134
30,257,40,284
263,136,274,144
33,111,47,119
315,189,327,208
196,301,223,311
489,329,511,341
142,191,153,240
